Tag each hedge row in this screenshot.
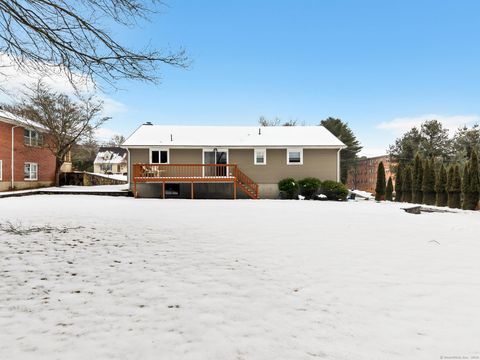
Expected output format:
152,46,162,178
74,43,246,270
278,177,348,201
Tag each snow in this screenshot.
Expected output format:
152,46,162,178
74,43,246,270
0,109,47,131
0,184,128,196
94,148,127,165
88,172,128,182
122,125,345,148
0,198,478,360
350,189,374,199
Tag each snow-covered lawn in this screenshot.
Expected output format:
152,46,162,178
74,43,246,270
0,197,478,360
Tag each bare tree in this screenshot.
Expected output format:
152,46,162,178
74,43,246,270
4,81,109,185
258,116,298,127
0,0,188,89
107,134,126,146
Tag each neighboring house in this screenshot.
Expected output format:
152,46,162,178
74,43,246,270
347,155,395,193
122,124,345,199
0,110,56,191
94,147,128,175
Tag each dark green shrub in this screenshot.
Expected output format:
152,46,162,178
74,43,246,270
278,178,298,199
402,165,413,203
385,176,393,201
412,154,423,204
422,158,436,205
375,161,386,201
435,164,447,207
395,164,403,202
448,165,462,209
298,177,322,199
319,180,348,201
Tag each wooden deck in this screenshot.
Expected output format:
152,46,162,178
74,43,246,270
132,164,259,199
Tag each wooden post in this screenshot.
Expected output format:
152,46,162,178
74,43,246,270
191,182,194,199
162,182,165,199
233,180,237,200
133,180,137,198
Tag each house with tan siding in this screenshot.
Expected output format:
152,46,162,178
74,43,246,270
122,124,345,199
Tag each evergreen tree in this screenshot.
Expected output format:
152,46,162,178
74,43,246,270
470,150,480,210
422,158,436,205
320,118,362,184
395,164,403,202
375,161,386,201
412,154,423,203
385,177,393,201
462,163,470,210
402,166,413,203
462,150,480,210
435,164,448,207
448,165,462,209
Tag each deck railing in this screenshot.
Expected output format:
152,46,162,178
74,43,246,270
133,163,235,180
132,163,259,199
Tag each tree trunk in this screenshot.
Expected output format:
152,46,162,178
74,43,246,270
55,159,63,187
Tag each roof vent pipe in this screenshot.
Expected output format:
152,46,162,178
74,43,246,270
170,134,173,141
258,128,261,135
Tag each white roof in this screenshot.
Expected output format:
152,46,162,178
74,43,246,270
123,125,345,148
0,109,47,130
94,150,127,165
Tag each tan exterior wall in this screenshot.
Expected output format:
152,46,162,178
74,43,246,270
229,148,338,184
128,147,339,198
93,163,128,174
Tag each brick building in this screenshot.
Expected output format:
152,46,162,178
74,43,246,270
347,155,395,193
0,110,56,191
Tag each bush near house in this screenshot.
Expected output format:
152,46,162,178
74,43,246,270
319,180,349,201
298,177,322,199
385,177,393,201
278,178,299,199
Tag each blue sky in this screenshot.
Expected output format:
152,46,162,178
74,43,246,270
99,0,480,156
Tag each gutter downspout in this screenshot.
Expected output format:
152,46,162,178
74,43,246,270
336,148,341,183
11,125,21,190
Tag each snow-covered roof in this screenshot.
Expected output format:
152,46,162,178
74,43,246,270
94,147,127,165
123,125,345,148
0,109,47,131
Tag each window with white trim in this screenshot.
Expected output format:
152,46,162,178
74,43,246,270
24,129,44,147
287,148,303,165
151,149,169,164
0,160,2,180
24,163,38,180
254,148,266,165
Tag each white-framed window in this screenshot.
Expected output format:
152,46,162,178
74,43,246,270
0,160,2,180
254,148,267,165
150,148,169,164
24,129,44,147
24,162,38,181
287,148,303,165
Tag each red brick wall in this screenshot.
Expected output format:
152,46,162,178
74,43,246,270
347,155,395,193
0,120,56,188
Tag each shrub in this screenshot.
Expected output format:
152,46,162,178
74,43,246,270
298,177,322,199
412,154,423,204
448,165,462,209
395,164,403,202
385,176,393,201
402,165,413,203
422,158,436,205
319,180,348,201
435,164,447,207
375,161,386,201
278,178,298,199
